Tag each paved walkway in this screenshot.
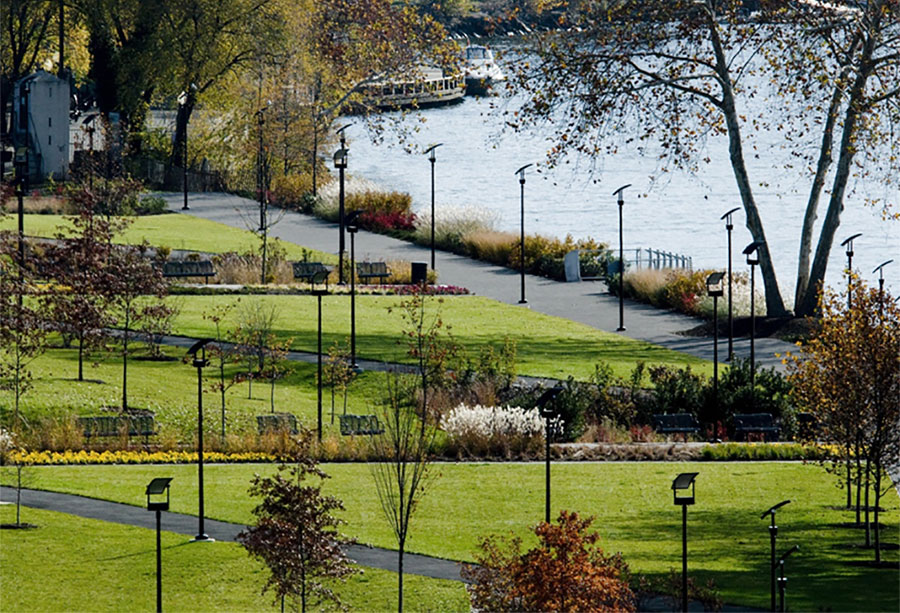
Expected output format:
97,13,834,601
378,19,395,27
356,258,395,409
160,192,793,369
0,486,465,582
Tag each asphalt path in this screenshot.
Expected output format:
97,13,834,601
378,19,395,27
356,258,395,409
159,192,794,370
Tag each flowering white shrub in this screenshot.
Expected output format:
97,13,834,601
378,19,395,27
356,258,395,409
315,176,386,218
442,404,551,438
0,428,16,463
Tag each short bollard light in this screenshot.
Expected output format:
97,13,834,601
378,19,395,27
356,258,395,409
311,270,330,441
777,544,799,612
146,477,172,613
536,385,564,524
761,500,791,612
672,472,699,613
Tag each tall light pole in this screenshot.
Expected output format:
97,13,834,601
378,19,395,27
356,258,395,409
721,207,740,360
334,147,349,284
178,90,190,211
185,339,215,542
613,184,632,331
425,143,443,271
777,545,799,612
761,500,791,612
706,272,725,424
515,164,533,305
873,260,893,319
257,102,271,284
743,241,763,407
311,270,330,442
840,233,862,311
536,385,564,524
346,210,362,370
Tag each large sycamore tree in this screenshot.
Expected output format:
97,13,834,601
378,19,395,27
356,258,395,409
510,0,899,316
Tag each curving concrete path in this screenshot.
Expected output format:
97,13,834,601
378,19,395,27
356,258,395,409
159,192,795,370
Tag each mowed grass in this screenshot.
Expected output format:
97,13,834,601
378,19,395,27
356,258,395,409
0,506,469,612
14,342,390,435
1,213,335,261
7,462,898,611
171,294,712,380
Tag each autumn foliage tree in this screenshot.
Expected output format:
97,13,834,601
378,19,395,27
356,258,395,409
238,429,357,612
462,510,635,612
509,0,899,316
787,281,900,563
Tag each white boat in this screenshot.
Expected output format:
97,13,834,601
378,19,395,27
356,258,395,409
356,67,465,110
463,45,505,96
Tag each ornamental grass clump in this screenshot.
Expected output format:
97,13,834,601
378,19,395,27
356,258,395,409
441,404,551,459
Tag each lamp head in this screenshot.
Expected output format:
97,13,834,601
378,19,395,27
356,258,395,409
706,271,725,297
721,207,740,229
840,233,862,257
333,148,348,169
515,163,533,183
424,143,443,162
536,384,564,418
345,209,363,233
873,259,893,280
672,472,698,505
778,544,800,565
146,477,172,511
311,269,330,294
760,499,791,519
336,123,352,136
743,241,764,266
612,184,632,205
185,338,214,368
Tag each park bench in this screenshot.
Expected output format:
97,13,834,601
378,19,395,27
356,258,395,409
651,413,700,437
339,414,384,436
257,413,299,435
161,260,216,283
733,413,780,441
78,415,157,443
292,262,330,283
356,261,391,284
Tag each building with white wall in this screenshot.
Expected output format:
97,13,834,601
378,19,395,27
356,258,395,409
12,70,70,181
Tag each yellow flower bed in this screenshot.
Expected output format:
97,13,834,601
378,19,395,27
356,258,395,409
8,449,278,465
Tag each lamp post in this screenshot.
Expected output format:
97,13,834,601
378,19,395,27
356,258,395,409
185,339,215,542
14,150,26,275
424,143,443,271
613,184,632,331
743,241,763,404
346,210,363,370
536,385,564,524
178,90,190,211
146,477,172,613
515,164,533,304
761,500,791,611
334,147,349,284
706,272,725,422
721,207,740,360
311,270,330,442
840,233,862,311
672,472,699,613
777,545,799,612
873,260,893,319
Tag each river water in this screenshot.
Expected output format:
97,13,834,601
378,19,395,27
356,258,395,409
344,74,898,303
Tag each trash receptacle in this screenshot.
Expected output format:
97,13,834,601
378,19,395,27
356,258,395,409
411,262,428,284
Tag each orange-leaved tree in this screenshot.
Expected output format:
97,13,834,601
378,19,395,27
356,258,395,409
787,280,900,563
463,510,635,612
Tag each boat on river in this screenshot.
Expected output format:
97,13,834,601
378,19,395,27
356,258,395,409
357,67,465,111
462,45,505,96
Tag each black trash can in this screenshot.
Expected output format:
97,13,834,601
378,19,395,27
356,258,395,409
410,261,428,285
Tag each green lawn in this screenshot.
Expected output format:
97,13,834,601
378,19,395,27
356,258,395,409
1,213,335,262
170,294,712,380
13,343,389,437
0,506,469,612
6,462,898,611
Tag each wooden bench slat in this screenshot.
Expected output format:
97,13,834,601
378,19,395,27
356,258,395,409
339,414,384,436
356,262,391,283
292,262,330,281
257,413,299,435
651,413,700,434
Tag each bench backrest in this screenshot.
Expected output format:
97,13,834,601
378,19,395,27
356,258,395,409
339,414,384,435
652,413,698,428
78,415,156,437
733,413,776,428
162,260,215,277
292,262,328,278
357,262,389,276
257,413,298,434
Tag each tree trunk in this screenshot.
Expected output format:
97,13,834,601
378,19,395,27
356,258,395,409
864,457,871,545
171,101,194,167
122,311,129,411
795,20,879,317
78,334,84,381
873,463,882,564
855,434,862,524
708,14,788,316
398,544,404,613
